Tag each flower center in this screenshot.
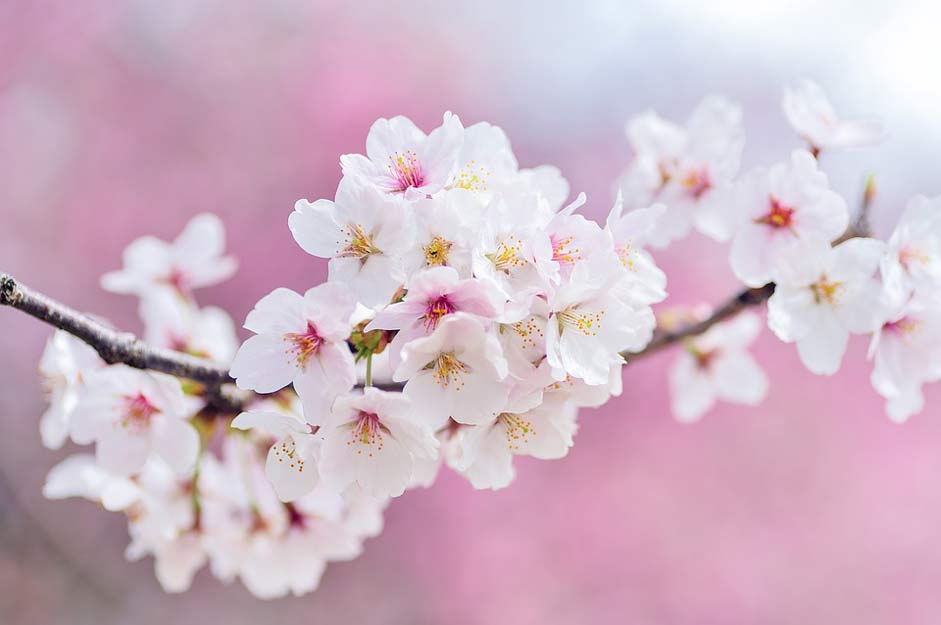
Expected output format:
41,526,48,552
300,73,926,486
453,159,490,192
499,413,536,451
510,317,544,351
487,236,526,274
755,196,796,230
687,344,719,370
616,243,636,270
556,308,604,337
387,150,424,192
285,322,323,368
272,435,309,475
162,267,190,295
431,352,469,388
349,411,384,456
681,167,712,200
810,275,844,306
122,393,159,431
884,316,921,339
338,223,380,260
899,245,930,272
551,234,583,267
423,236,453,267
421,296,454,332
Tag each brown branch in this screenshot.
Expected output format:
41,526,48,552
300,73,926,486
0,273,248,412
629,283,776,359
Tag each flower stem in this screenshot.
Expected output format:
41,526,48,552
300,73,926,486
365,352,373,387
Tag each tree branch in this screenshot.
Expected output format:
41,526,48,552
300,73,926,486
0,273,248,412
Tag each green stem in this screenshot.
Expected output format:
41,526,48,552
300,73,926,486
365,352,373,387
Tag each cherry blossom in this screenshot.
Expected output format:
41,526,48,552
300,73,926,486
668,312,768,422
365,266,501,364
452,394,577,490
141,292,238,363
618,96,745,246
868,294,941,423
401,188,481,278
289,177,413,308
231,402,321,502
319,387,438,498
101,213,237,300
229,283,356,416
782,80,884,152
393,313,509,428
729,149,849,287
880,194,941,305
545,254,652,385
340,112,464,200
38,330,103,449
767,237,885,375
69,365,199,476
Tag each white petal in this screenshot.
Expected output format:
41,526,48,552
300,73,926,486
229,334,298,393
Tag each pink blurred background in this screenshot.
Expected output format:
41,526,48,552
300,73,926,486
3,2,941,623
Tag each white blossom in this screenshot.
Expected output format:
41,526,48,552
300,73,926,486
229,283,356,417
729,150,849,287
101,213,237,299
669,312,768,422
69,365,199,476
767,237,885,375
782,80,884,151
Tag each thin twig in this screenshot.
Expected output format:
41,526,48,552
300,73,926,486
0,273,247,411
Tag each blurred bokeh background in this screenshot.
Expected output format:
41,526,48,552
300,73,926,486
3,1,941,623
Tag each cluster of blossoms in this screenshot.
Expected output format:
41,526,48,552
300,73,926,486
33,81,941,598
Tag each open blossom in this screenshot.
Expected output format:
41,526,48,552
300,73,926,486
365,266,501,363
545,255,651,385
452,394,577,490
289,177,413,308
340,112,464,200
101,213,237,299
451,121,518,197
669,312,768,422
44,454,204,592
232,403,320,502
605,192,668,306
319,388,438,498
782,80,884,152
394,313,509,428
401,189,481,278
472,195,553,317
541,193,617,285
39,330,103,449
200,434,384,600
868,295,941,423
880,195,941,305
229,283,356,416
141,292,238,363
767,237,885,375
729,150,849,287
69,365,199,476
618,96,745,246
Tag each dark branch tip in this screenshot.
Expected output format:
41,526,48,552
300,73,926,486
0,273,19,306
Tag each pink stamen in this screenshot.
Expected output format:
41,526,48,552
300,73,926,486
755,196,796,230
122,393,159,431
285,322,324,368
421,295,454,332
